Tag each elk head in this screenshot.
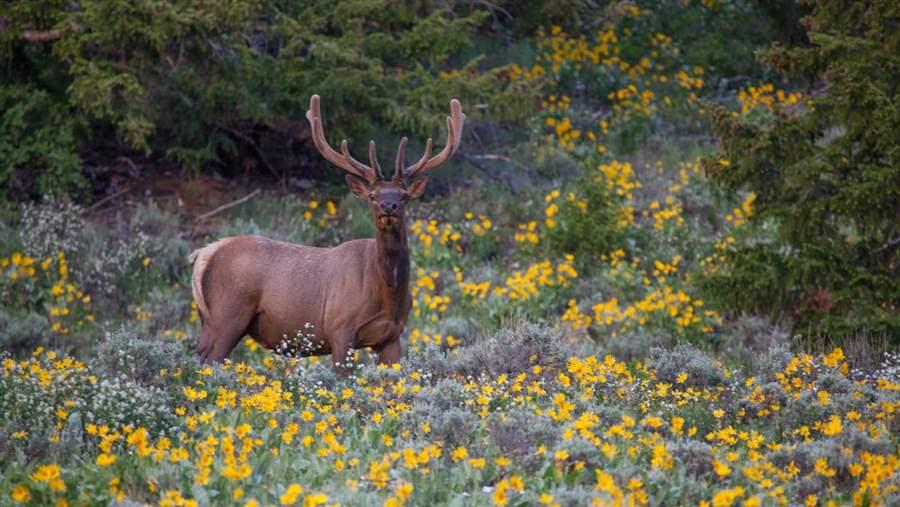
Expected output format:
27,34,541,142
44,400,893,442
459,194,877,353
305,95,465,231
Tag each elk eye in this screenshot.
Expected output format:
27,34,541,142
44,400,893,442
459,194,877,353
368,192,375,200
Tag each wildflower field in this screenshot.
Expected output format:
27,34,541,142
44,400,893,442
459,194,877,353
1,1,898,506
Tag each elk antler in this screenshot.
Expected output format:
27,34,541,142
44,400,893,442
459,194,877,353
306,95,383,184
395,98,465,182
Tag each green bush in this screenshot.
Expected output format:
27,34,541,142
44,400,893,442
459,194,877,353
702,0,900,337
0,85,85,198
1,0,536,183
544,169,624,267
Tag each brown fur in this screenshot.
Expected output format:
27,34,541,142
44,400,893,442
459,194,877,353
188,94,463,371
189,228,411,371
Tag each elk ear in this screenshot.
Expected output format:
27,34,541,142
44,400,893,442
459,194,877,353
407,177,429,199
345,175,370,198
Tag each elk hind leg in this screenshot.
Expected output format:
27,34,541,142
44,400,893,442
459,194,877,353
198,309,255,363
197,324,215,361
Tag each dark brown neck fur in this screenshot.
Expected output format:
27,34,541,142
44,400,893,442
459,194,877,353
373,214,410,318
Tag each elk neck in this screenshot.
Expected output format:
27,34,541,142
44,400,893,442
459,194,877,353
373,213,411,300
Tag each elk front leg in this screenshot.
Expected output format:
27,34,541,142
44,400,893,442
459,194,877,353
375,337,401,366
330,337,356,376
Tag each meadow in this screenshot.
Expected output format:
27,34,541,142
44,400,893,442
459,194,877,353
1,1,898,506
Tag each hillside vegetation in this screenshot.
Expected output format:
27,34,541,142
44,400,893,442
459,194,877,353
1,1,898,506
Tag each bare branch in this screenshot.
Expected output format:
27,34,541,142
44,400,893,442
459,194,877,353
195,188,261,223
23,28,65,43
83,186,132,215
464,153,534,173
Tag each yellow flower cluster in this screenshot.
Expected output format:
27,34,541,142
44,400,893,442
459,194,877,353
597,160,641,200
542,93,572,113
737,83,803,114
493,475,525,505
643,197,685,231
544,117,581,151
302,198,338,223
725,193,756,227
535,25,621,74
407,328,461,353
527,20,698,150
544,189,561,228
652,255,682,282
1,251,38,279
699,235,736,275
0,251,93,333
493,256,578,301
609,83,657,117
592,284,719,335
460,279,491,299
240,380,292,413
410,269,452,322
31,464,65,493
410,218,462,254
460,261,551,302
4,343,897,506
675,68,704,90
507,62,546,81
463,212,494,236
561,298,592,331
514,221,541,245
3,347,86,390
595,468,649,506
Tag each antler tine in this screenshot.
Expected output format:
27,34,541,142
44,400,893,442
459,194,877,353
402,98,465,181
393,137,408,181
403,138,433,180
368,141,384,180
339,141,378,182
305,95,379,184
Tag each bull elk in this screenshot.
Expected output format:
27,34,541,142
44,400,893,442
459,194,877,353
189,95,464,371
